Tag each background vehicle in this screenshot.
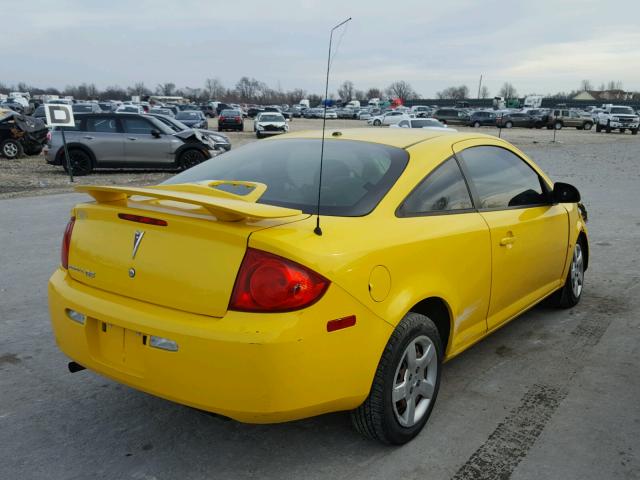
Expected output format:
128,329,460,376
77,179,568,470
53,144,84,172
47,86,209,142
116,105,144,114
468,111,497,127
596,105,639,134
548,109,594,130
0,111,48,158
149,107,175,117
254,113,289,138
218,109,244,131
368,110,407,126
390,118,454,131
175,110,208,129
496,112,537,129
432,108,470,125
72,103,102,114
45,113,217,174
148,113,231,151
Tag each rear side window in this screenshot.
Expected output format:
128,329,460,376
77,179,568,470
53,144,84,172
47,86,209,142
398,158,473,216
122,117,154,134
164,139,408,216
87,116,118,133
458,146,548,209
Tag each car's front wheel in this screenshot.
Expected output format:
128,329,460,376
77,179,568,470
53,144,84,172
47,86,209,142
351,312,442,445
178,149,206,170
473,121,481,128
62,149,93,175
549,240,585,308
1,139,23,159
373,119,381,126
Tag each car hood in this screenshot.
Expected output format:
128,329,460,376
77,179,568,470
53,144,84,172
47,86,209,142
173,129,216,148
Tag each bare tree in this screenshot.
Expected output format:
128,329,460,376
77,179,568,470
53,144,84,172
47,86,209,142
579,80,593,92
606,80,623,90
337,81,355,102
386,81,418,102
498,82,518,98
204,78,225,100
128,82,151,97
480,85,490,99
436,85,469,100
366,88,383,100
156,83,176,96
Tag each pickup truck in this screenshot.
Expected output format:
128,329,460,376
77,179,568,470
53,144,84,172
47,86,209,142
596,105,639,134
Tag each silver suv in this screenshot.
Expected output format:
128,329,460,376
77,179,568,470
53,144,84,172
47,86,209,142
45,113,219,175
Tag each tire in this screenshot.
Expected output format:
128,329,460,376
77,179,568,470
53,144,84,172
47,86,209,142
1,139,24,159
218,126,224,132
548,240,585,308
473,121,481,128
583,122,593,131
373,119,381,126
632,128,638,135
23,144,43,156
596,123,602,132
239,125,244,132
61,149,93,176
554,122,563,130
256,132,263,139
505,121,513,129
619,129,625,134
178,149,206,170
351,312,442,445
606,122,612,133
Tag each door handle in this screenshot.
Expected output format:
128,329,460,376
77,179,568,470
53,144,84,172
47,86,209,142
83,136,94,140
500,234,517,246
127,137,137,141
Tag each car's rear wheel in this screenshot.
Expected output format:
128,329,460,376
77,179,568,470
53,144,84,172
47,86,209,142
373,119,381,126
505,121,513,128
1,139,23,159
596,123,602,132
554,121,563,130
583,122,593,130
632,128,638,135
473,121,481,128
549,240,585,308
351,312,442,445
619,128,625,133
256,132,263,139
62,149,93,176
178,149,206,170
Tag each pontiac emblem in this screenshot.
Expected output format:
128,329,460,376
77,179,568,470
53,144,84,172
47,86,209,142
132,230,145,259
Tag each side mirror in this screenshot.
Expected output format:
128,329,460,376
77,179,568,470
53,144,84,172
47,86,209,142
552,182,580,203
151,129,161,138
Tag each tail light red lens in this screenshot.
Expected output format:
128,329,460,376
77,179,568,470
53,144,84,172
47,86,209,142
46,131,52,142
219,116,225,122
229,248,330,312
61,217,76,269
235,116,241,121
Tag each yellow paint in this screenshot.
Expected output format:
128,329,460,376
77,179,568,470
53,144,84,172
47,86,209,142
50,129,588,423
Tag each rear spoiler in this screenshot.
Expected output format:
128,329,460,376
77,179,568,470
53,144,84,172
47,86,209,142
75,181,303,221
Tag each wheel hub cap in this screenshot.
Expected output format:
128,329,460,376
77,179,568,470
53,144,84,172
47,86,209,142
571,244,584,298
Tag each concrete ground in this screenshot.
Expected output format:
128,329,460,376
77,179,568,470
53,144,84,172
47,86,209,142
0,132,639,479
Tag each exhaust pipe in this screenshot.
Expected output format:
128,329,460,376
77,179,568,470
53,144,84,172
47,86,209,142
68,361,86,373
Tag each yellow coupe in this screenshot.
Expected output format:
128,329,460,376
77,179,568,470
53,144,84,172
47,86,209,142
49,129,588,444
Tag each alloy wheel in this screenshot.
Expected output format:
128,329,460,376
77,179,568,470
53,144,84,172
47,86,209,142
571,243,584,298
3,142,18,157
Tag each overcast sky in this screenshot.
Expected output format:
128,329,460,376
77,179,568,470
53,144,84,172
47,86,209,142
3,0,639,98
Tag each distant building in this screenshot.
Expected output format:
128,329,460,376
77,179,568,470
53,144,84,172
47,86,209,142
573,90,635,101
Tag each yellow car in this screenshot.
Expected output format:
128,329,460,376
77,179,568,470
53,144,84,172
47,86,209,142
49,129,588,445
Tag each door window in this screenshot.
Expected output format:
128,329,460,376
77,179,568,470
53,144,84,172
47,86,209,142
122,117,154,134
458,146,548,209
398,157,473,216
87,116,118,133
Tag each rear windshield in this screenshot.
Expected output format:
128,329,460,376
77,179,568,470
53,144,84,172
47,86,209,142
221,110,240,116
164,138,409,216
176,111,202,119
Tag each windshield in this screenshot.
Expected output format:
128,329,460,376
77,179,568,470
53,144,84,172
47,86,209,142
259,114,284,122
163,139,408,216
611,107,634,115
176,112,201,120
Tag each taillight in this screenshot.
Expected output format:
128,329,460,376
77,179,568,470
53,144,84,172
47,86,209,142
235,116,241,121
229,248,329,312
219,116,225,122
61,217,76,269
46,131,52,142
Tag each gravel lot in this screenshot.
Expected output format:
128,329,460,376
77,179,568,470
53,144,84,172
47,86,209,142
0,117,637,199
0,118,639,479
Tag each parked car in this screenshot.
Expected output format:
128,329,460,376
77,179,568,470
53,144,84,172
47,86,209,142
432,108,470,125
468,111,497,127
175,110,208,129
368,110,408,126
148,113,231,151
149,107,175,117
548,109,595,130
254,113,289,138
218,109,244,131
199,105,216,118
49,129,588,445
215,103,232,115
0,111,49,158
596,105,639,134
98,102,116,112
73,103,102,114
390,118,455,131
45,113,218,174
496,112,538,129
0,100,25,114
322,109,338,119
116,105,145,114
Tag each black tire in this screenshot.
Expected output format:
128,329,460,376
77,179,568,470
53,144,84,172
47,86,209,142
632,128,638,135
473,121,481,128
61,149,93,175
351,312,442,445
1,139,24,159
218,126,224,132
23,144,43,156
619,128,625,134
548,239,586,308
595,123,602,132
256,132,263,139
554,121,563,130
373,119,381,126
606,122,612,133
239,125,244,132
178,149,206,170
583,122,593,131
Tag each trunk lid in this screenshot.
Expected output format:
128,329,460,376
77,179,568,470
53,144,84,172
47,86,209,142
67,182,305,317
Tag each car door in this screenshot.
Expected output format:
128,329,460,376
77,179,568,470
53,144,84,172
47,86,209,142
121,116,176,165
454,140,569,330
84,115,124,165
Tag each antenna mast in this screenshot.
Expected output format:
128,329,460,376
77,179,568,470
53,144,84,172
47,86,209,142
314,16,352,236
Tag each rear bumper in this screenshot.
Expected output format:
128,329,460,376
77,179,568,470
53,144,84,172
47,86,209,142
49,269,392,423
